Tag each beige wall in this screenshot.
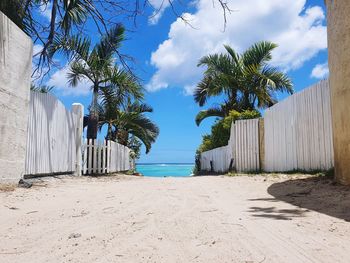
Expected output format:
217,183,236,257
0,12,32,183
326,0,350,185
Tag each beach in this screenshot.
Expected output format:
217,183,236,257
1,174,350,263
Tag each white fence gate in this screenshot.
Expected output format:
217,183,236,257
264,79,334,171
25,92,82,176
82,139,131,175
230,118,260,172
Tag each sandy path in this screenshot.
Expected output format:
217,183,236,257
1,175,350,263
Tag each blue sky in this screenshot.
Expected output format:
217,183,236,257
39,0,329,163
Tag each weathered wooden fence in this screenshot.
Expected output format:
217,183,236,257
25,92,83,176
200,145,232,172
200,118,260,173
82,139,131,175
199,80,334,174
230,118,260,172
25,92,132,178
264,79,334,171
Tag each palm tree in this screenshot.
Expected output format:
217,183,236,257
58,24,125,139
194,41,293,126
97,89,159,154
111,101,159,154
96,74,144,140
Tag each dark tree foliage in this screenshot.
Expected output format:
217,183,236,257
0,0,231,78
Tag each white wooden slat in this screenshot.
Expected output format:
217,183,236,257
110,141,114,172
106,141,110,173
83,139,87,175
99,140,103,174
101,141,104,174
102,141,106,173
97,140,101,174
88,139,93,174
118,143,121,171
92,139,97,174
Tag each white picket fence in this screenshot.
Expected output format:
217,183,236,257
82,139,131,175
25,92,83,176
200,145,232,172
264,79,334,171
230,118,260,172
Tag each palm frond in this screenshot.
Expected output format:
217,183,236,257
92,23,125,63
194,41,292,116
49,34,91,61
242,41,277,67
195,107,226,126
61,0,88,34
67,60,91,87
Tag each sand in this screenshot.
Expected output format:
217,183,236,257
1,174,350,263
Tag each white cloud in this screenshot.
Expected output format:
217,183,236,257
46,65,92,96
311,62,329,79
183,84,197,96
147,0,327,94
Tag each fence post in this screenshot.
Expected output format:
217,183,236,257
258,118,265,171
72,103,84,176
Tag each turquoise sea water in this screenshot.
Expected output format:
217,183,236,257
136,163,194,177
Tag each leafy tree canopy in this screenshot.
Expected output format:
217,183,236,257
0,0,231,77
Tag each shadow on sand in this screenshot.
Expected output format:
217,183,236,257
247,205,308,220
263,176,350,221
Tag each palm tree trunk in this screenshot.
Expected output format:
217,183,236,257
117,129,128,146
106,123,112,140
87,87,99,139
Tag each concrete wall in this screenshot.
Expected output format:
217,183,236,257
0,12,32,183
326,0,350,185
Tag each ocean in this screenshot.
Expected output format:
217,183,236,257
136,163,194,177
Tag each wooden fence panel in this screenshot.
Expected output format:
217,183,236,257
200,145,231,173
200,118,259,173
25,92,79,176
231,119,260,172
264,79,334,171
